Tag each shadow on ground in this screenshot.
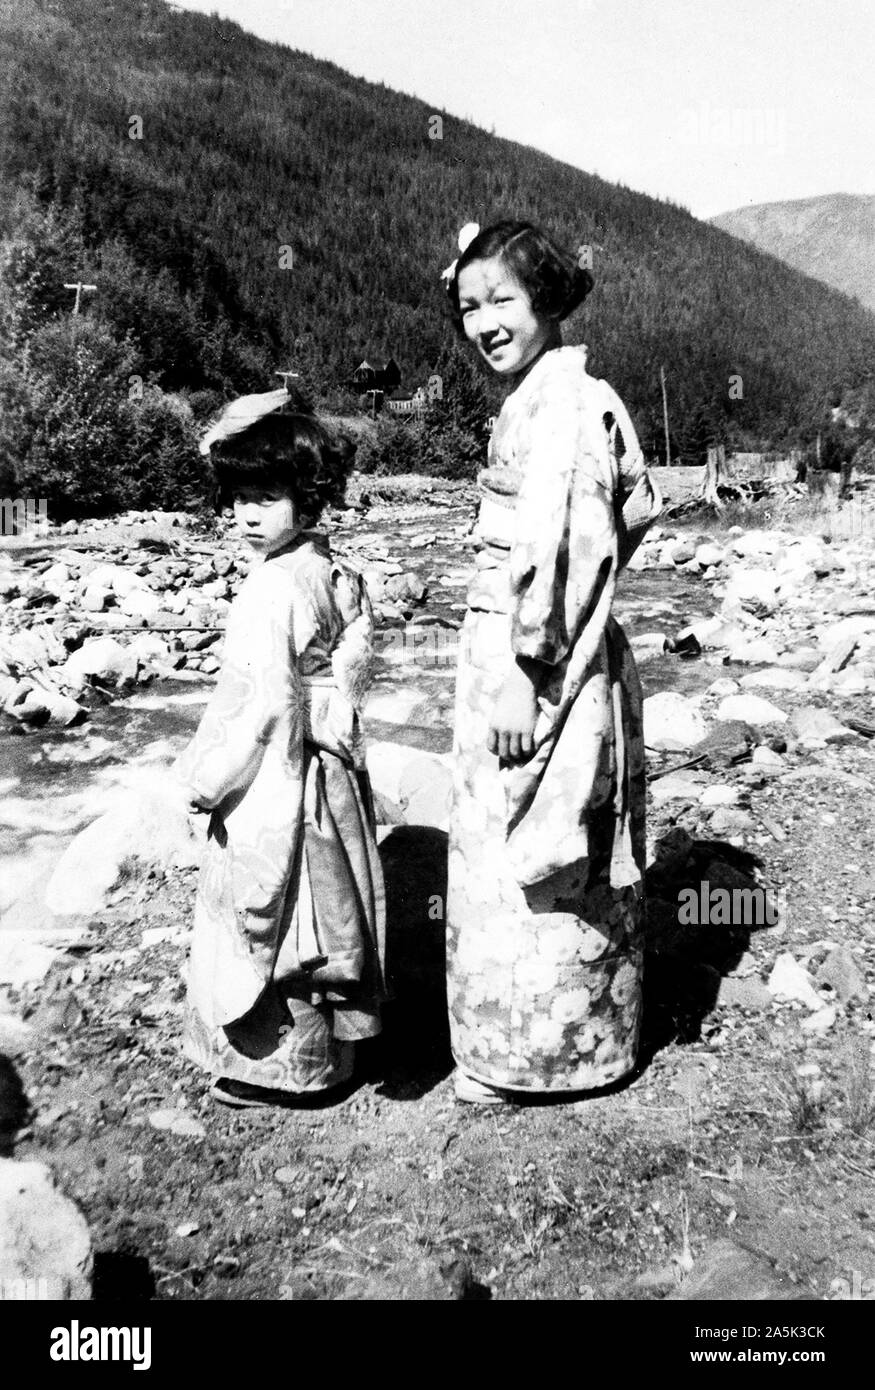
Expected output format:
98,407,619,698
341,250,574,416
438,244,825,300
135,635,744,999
366,826,451,1099
640,828,775,1063
0,1053,30,1156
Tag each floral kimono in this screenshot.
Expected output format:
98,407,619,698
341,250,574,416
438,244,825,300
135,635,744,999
446,345,661,1093
175,532,387,1093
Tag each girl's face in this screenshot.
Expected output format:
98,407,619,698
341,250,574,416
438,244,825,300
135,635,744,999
457,255,559,377
232,484,300,555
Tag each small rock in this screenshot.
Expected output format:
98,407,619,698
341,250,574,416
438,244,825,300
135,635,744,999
700,784,741,807
801,1006,838,1034
695,542,726,567
169,1115,205,1140
751,745,784,767
817,946,866,1004
767,953,824,1010
643,692,708,751
718,976,770,1010
790,707,853,745
708,807,754,835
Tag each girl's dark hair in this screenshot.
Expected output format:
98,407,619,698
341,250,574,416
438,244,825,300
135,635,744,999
446,220,593,331
210,409,355,521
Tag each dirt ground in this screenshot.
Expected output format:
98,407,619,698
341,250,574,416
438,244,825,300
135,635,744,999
4,755,874,1302
3,486,875,1302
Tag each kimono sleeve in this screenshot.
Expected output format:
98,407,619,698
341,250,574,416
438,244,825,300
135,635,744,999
508,369,616,666
174,567,300,809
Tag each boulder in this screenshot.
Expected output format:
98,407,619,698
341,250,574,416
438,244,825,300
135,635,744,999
60,637,139,690
120,587,162,620
649,773,703,806
817,615,875,650
730,529,785,559
716,694,787,725
726,637,780,665
789,707,852,745
367,741,452,830
724,569,781,613
42,562,70,593
81,586,111,612
0,1159,92,1299
364,687,431,726
0,935,60,988
700,784,742,807
751,745,784,768
708,807,755,835
643,692,707,751
629,632,667,656
384,571,428,605
667,539,696,565
695,542,726,568
45,774,200,916
776,647,820,671
738,667,806,691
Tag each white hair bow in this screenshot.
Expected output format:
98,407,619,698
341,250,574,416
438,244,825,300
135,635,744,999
199,387,290,456
440,221,481,286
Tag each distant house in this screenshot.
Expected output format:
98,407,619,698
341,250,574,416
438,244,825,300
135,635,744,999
350,356,401,393
385,385,427,419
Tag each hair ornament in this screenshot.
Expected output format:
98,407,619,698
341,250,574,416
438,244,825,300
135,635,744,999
199,387,291,457
440,220,481,286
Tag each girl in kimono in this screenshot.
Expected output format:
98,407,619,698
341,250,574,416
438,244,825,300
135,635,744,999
442,220,661,1103
175,391,387,1107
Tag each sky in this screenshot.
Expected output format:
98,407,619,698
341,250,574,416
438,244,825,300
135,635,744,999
174,0,875,220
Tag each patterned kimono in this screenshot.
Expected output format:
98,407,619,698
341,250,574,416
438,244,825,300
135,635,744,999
175,533,387,1093
446,345,661,1093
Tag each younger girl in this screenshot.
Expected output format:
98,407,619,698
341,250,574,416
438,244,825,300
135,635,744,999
443,220,661,1103
175,391,387,1107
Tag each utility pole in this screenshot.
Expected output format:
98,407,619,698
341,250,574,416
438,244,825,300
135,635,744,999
63,282,97,315
660,365,671,467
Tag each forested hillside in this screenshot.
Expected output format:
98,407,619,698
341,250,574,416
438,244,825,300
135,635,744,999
1,0,874,513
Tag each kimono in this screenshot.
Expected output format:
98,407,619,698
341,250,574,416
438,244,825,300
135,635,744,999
446,345,662,1093
175,532,387,1093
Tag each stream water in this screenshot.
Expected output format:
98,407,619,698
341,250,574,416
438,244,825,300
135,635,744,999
0,506,726,938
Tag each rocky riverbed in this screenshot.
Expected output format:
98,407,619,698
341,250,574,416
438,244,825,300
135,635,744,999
1,476,874,1301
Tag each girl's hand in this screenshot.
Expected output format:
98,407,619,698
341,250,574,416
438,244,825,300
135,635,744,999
488,660,540,763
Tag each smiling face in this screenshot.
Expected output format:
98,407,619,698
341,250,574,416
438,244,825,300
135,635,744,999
456,255,560,377
232,483,300,555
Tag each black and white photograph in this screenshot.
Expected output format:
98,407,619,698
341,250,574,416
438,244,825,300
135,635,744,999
0,0,873,1331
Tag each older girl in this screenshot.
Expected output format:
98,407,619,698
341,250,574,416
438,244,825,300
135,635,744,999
175,392,386,1107
443,221,661,1103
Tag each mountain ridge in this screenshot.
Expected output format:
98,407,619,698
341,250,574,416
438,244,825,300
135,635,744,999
710,193,875,313
1,0,874,460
